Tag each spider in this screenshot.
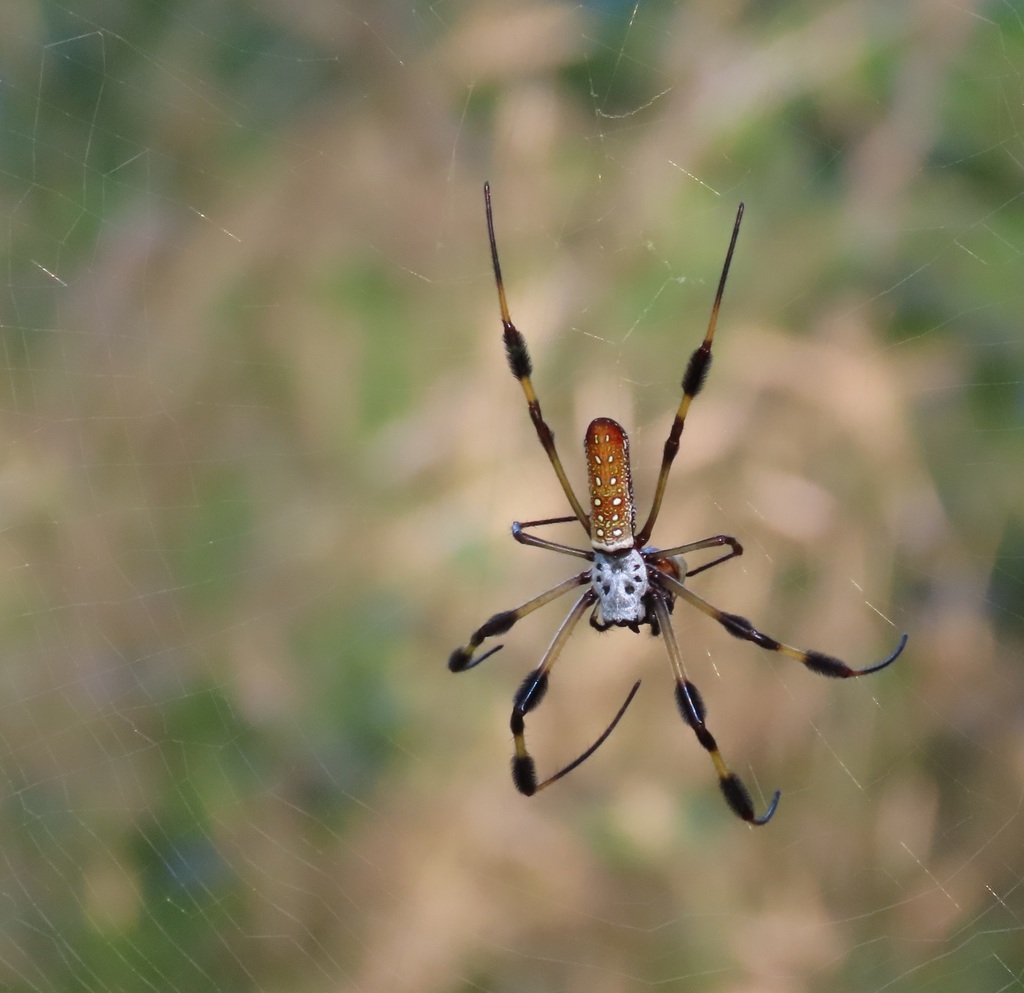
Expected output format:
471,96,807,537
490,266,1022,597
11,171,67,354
449,183,908,825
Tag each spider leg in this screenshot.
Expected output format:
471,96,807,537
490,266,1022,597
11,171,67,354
656,571,909,677
484,182,590,531
449,572,590,672
527,680,641,794
652,534,744,579
637,204,744,546
511,589,640,795
516,515,583,528
651,594,780,825
512,520,593,560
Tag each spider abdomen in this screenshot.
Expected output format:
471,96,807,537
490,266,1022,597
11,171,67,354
586,417,636,552
591,548,649,625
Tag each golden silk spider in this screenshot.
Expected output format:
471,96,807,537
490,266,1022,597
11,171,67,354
449,184,907,825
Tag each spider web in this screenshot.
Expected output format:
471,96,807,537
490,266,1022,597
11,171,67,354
2,1,1023,991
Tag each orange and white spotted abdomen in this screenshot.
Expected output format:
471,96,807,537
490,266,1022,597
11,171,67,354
585,417,636,553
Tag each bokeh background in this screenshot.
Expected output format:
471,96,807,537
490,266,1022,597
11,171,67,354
2,1,1023,991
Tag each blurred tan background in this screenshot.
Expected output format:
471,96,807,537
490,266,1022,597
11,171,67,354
1,1,1022,990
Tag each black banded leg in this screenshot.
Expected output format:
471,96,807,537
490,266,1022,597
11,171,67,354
484,182,590,531
510,590,592,794
511,590,640,796
448,572,590,672
655,571,909,678
651,594,780,825
653,534,744,579
637,204,744,545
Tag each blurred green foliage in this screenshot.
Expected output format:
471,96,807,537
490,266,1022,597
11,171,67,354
1,1,1022,992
